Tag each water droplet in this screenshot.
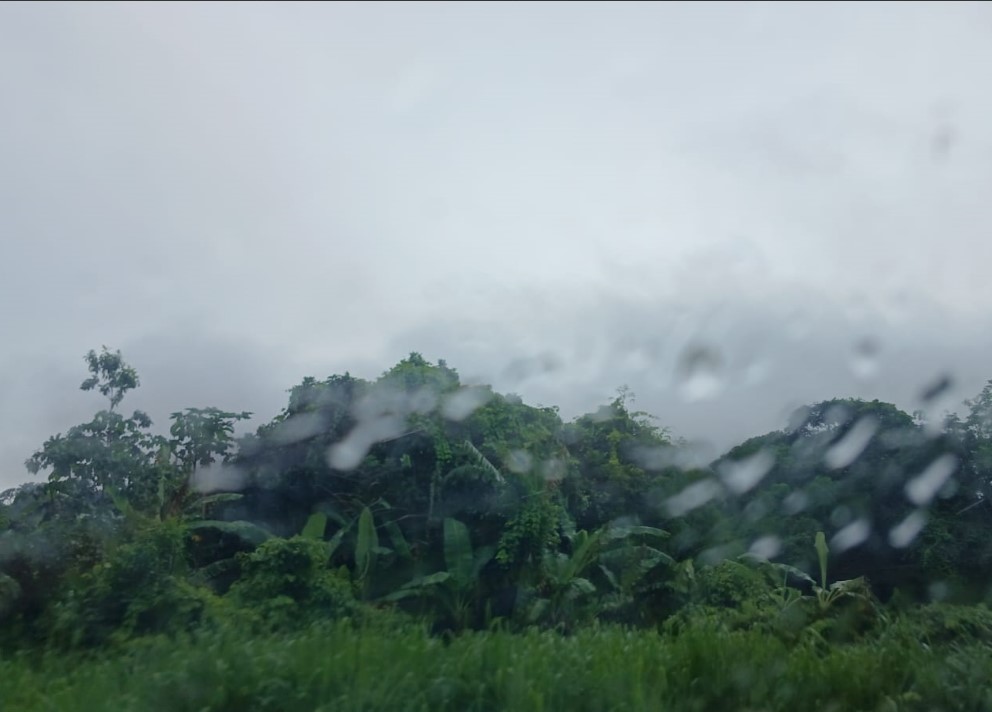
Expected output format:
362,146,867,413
938,476,959,499
408,386,439,415
824,416,878,469
589,403,619,423
327,434,371,471
326,415,407,471
542,458,566,482
748,536,782,561
742,358,770,387
744,499,769,522
919,373,953,403
676,344,724,403
888,510,927,548
699,544,739,566
629,445,674,471
270,412,328,446
353,386,408,422
441,386,491,421
664,479,723,516
783,490,808,514
501,353,563,384
928,581,950,602
905,454,958,506
719,450,775,494
786,405,812,434
849,337,880,380
506,450,533,474
364,414,408,442
830,505,853,528
191,463,246,493
830,518,871,553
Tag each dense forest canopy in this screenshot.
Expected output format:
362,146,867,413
2,347,991,709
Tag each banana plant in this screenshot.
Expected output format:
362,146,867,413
302,503,411,599
382,517,493,631
523,522,672,629
741,531,876,614
525,526,603,628
597,525,674,592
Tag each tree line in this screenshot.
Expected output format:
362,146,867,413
1,346,990,648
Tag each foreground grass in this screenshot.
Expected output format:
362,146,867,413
2,619,991,712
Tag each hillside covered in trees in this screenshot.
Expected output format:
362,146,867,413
2,347,991,711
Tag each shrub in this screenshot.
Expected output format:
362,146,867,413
227,536,356,627
43,521,214,648
695,559,775,608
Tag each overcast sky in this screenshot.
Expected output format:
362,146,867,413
2,2,992,490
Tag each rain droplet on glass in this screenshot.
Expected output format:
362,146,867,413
676,344,725,403
830,518,871,553
849,337,880,380
824,416,878,469
905,454,958,506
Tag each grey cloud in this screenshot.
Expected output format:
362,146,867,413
383,282,992,454
3,3,992,486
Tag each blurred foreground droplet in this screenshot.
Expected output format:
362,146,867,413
849,337,880,380
905,454,958,506
665,479,722,516
326,415,407,471
327,435,370,471
506,450,533,474
191,464,246,493
270,412,328,446
917,373,957,438
783,490,808,515
542,458,566,482
830,518,871,553
501,353,563,384
889,510,928,548
676,344,724,403
719,449,775,494
919,373,953,403
748,535,782,560
408,386,439,415
824,416,878,469
441,386,491,421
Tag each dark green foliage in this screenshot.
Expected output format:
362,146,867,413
695,559,773,608
3,621,992,712
80,347,140,411
227,536,355,626
43,522,209,648
888,602,992,645
5,346,992,708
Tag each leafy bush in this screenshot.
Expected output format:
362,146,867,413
695,559,775,608
227,536,356,626
43,522,214,648
886,602,992,646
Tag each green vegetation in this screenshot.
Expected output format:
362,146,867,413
2,347,991,710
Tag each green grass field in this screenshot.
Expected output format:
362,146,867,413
3,615,990,712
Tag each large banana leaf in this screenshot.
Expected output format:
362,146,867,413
444,517,474,588
604,525,670,542
380,571,452,602
815,531,829,589
301,512,327,540
355,507,378,579
385,520,412,561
